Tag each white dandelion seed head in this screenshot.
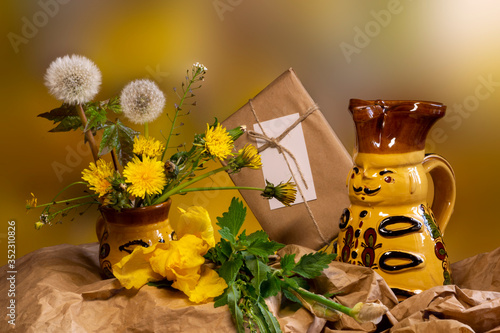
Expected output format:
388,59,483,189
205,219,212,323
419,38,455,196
44,54,102,105
120,79,166,124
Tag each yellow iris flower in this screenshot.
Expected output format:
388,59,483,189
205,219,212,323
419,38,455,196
150,235,207,281
112,206,226,303
171,206,215,248
112,244,164,289
178,266,228,304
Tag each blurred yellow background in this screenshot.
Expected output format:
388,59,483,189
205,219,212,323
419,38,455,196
1,0,500,266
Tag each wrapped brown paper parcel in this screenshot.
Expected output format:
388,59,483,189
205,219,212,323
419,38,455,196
222,68,352,250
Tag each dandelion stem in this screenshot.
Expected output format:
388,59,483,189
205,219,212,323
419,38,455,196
144,122,149,139
77,103,99,162
49,200,99,219
36,193,98,208
177,186,265,194
152,164,231,204
111,150,119,171
47,181,88,205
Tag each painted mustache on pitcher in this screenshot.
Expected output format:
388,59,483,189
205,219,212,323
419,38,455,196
353,186,381,195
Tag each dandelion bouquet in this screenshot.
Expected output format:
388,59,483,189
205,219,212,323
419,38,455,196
30,55,297,228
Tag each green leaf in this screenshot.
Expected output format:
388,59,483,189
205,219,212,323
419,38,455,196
106,96,122,114
292,252,336,279
213,284,230,308
219,238,233,261
247,238,285,259
38,104,82,132
218,226,236,244
214,286,229,308
246,257,270,292
249,305,269,333
49,116,83,132
218,256,243,285
281,276,305,304
227,283,245,333
280,254,297,277
289,276,310,290
147,278,173,289
256,300,282,333
282,276,300,290
99,119,139,166
237,229,247,242
245,230,268,243
216,197,246,242
38,104,77,121
260,273,282,299
283,289,301,304
84,103,107,132
205,238,232,265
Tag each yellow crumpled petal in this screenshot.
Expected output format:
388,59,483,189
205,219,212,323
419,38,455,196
112,243,166,289
174,266,228,304
150,234,207,282
172,206,215,248
112,231,224,304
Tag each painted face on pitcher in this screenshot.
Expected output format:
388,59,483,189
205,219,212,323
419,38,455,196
347,163,425,205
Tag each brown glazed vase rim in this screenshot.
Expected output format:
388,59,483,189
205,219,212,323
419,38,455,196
99,199,172,226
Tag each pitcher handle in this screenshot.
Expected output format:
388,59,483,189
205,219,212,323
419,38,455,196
422,154,456,235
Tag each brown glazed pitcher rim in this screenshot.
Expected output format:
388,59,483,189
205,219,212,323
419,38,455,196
349,99,446,118
349,99,447,153
349,99,445,107
99,199,172,225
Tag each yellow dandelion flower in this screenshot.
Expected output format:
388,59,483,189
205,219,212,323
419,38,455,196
123,156,167,198
133,135,165,158
261,180,297,206
81,159,114,197
234,144,262,170
203,123,234,160
26,193,37,209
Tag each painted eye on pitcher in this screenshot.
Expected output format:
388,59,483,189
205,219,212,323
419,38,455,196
351,167,360,178
379,170,395,183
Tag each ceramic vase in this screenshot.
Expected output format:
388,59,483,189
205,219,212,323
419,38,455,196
336,99,456,300
96,199,173,278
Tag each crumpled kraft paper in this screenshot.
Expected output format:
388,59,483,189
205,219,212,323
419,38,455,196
0,243,235,333
2,243,500,332
222,68,353,250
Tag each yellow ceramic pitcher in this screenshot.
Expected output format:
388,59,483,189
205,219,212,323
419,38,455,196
336,99,456,300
